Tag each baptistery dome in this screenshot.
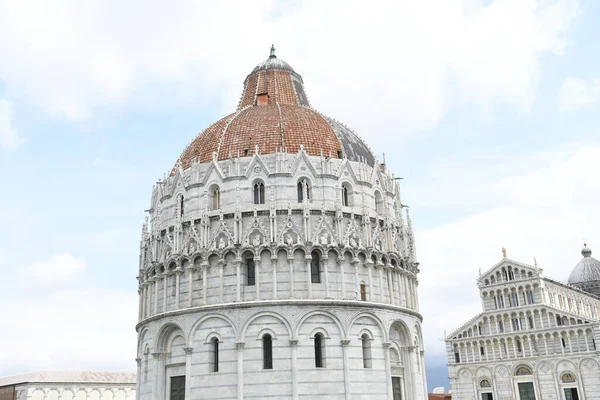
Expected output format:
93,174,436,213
136,47,427,400
174,47,376,169
568,244,600,296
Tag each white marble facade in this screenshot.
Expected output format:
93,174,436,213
446,253,600,400
0,372,135,400
135,147,427,399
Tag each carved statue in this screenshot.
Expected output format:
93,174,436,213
218,237,226,249
320,233,328,246
349,236,358,248
502,247,507,258
286,233,294,246
252,234,261,247
189,243,195,254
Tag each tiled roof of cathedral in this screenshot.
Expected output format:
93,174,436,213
0,371,136,387
173,46,376,172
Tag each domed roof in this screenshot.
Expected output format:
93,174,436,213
251,46,296,75
568,244,600,285
173,47,376,171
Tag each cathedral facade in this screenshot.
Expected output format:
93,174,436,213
135,48,427,400
445,246,600,400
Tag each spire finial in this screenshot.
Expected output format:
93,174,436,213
270,44,276,59
502,247,507,258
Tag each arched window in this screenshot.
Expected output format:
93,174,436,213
263,334,273,369
342,185,350,207
314,333,325,368
254,182,265,204
247,258,256,286
361,334,372,368
297,180,310,203
360,283,367,301
374,191,384,215
311,251,321,283
211,337,219,372
179,194,184,217
212,187,220,210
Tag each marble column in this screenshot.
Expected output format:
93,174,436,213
162,271,169,312
378,267,384,302
323,258,330,298
288,258,295,299
135,358,142,400
366,262,373,301
341,339,352,400
290,340,299,400
202,263,208,305
153,276,160,315
306,257,313,299
138,288,143,321
187,265,195,308
236,343,245,400
219,260,224,303
383,342,393,400
271,256,277,299
255,257,261,301
184,347,193,400
386,268,393,304
353,259,360,300
175,266,183,309
339,259,346,299
235,259,241,302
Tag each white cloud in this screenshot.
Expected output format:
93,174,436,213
0,100,23,152
559,76,600,111
0,0,580,148
417,143,600,361
17,253,86,288
0,287,137,375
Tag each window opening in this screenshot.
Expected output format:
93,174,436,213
254,182,265,204
361,334,372,368
263,334,273,369
342,186,349,207
169,376,185,400
211,337,219,372
360,284,367,301
314,333,324,368
212,187,220,210
311,252,321,283
247,259,256,286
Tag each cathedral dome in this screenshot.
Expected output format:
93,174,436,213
173,46,376,171
568,244,600,285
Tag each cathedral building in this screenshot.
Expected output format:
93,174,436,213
135,47,427,400
445,246,600,400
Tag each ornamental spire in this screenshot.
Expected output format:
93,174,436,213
270,44,276,58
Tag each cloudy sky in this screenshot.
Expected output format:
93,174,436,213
0,0,598,392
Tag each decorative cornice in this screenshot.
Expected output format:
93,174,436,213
136,299,423,330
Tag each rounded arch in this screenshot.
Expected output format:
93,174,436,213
341,181,353,207
294,309,346,339
240,311,293,342
296,176,313,203
188,312,238,345
154,322,186,353
514,363,534,376
374,190,384,215
207,182,221,210
389,319,412,345
252,178,266,205
348,311,388,342
137,327,150,357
